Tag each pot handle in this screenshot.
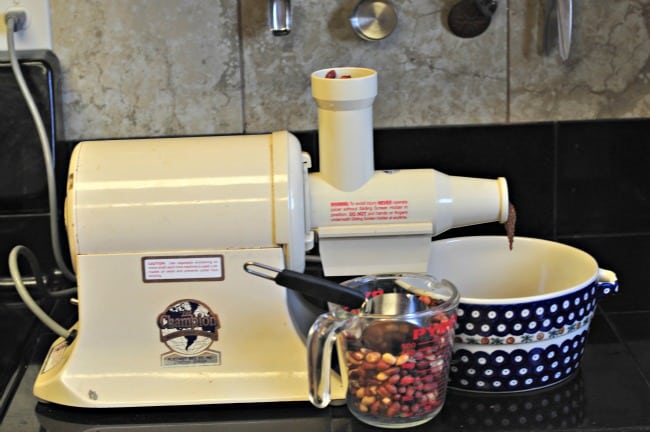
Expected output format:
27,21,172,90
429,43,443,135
307,313,350,408
596,268,619,299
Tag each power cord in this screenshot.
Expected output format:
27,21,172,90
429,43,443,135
5,10,76,342
9,246,76,342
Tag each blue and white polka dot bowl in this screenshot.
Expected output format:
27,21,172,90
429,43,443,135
427,236,618,393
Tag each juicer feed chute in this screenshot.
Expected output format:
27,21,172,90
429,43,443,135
33,67,511,408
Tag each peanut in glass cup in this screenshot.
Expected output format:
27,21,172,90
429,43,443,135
307,273,459,429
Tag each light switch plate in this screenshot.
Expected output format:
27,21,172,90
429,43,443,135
0,0,51,52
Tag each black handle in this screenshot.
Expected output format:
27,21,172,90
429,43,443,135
275,269,366,308
244,262,366,308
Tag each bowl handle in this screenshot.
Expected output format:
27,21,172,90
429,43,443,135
596,268,619,298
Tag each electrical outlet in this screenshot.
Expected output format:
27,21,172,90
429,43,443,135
0,0,51,52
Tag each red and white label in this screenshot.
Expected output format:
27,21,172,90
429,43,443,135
329,199,409,223
41,341,68,374
142,255,224,282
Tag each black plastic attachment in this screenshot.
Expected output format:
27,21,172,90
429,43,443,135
244,262,366,308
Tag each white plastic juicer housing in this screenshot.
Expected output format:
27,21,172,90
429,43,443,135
34,67,509,407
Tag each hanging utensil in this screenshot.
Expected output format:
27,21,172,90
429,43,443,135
557,0,573,60
543,0,556,56
244,262,366,308
349,0,398,41
269,0,291,36
544,0,572,61
447,0,497,39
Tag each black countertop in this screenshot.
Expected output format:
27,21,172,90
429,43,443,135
1,234,649,432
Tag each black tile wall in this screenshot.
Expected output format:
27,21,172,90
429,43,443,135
0,54,61,213
557,119,650,236
0,52,63,281
561,235,650,313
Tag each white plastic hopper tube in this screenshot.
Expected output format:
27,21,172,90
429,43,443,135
311,67,377,192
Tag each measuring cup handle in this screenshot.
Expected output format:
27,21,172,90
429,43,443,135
307,313,349,408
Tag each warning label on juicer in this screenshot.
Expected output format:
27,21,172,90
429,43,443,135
330,200,409,223
142,255,224,282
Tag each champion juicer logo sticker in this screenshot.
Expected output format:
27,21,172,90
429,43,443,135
157,299,221,367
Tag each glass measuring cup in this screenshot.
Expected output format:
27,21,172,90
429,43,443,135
307,273,459,429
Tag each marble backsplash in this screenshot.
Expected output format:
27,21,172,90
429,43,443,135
50,0,650,141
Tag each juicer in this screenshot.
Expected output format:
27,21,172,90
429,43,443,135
33,67,509,407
